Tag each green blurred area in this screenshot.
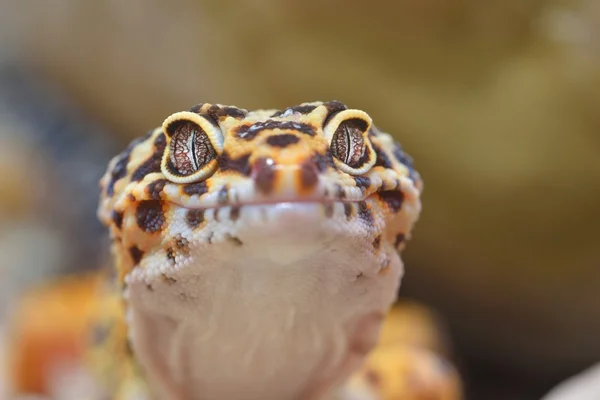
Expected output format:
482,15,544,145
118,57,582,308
1,1,599,399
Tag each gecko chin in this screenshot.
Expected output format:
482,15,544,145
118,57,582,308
124,198,403,400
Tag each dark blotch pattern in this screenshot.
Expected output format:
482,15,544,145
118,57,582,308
378,190,404,213
266,133,300,148
135,200,165,233
106,130,155,195
207,104,247,121
392,143,419,183
271,104,317,117
353,176,371,191
129,245,144,265
236,120,315,140
253,158,276,194
186,209,205,228
112,210,124,230
183,181,209,196
189,103,205,113
300,161,319,190
313,152,335,173
106,153,130,197
358,201,374,226
219,152,251,176
131,134,167,181
146,179,167,200
372,144,394,169
323,100,347,126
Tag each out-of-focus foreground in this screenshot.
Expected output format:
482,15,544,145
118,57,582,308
0,1,599,399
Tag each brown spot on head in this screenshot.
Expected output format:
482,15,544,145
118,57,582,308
188,103,205,113
106,153,130,196
234,124,258,140
136,200,165,233
112,210,124,229
378,190,404,213
323,100,347,126
207,104,247,121
271,104,317,117
253,157,276,194
299,160,319,191
266,133,300,148
186,209,205,228
182,181,209,196
131,135,167,181
236,120,315,140
129,245,144,265
146,179,167,200
219,152,251,176
105,131,155,195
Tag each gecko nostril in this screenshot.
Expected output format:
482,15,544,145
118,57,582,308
253,157,277,194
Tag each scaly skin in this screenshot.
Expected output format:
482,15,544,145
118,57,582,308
94,101,423,400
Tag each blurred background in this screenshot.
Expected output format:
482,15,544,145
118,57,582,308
0,1,599,399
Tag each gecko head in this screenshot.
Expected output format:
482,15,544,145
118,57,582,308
97,101,423,283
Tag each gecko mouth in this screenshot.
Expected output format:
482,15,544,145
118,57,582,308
168,196,369,212
170,199,373,226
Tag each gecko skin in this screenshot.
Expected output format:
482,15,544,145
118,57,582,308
96,101,423,400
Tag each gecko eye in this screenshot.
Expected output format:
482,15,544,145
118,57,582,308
161,111,224,183
324,109,376,175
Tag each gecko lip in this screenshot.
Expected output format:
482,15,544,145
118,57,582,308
167,196,370,212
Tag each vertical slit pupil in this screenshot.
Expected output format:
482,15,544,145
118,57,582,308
343,123,351,163
331,119,368,169
190,132,198,170
169,120,216,176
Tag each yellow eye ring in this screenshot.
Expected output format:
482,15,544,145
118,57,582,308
323,109,376,175
160,111,224,184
